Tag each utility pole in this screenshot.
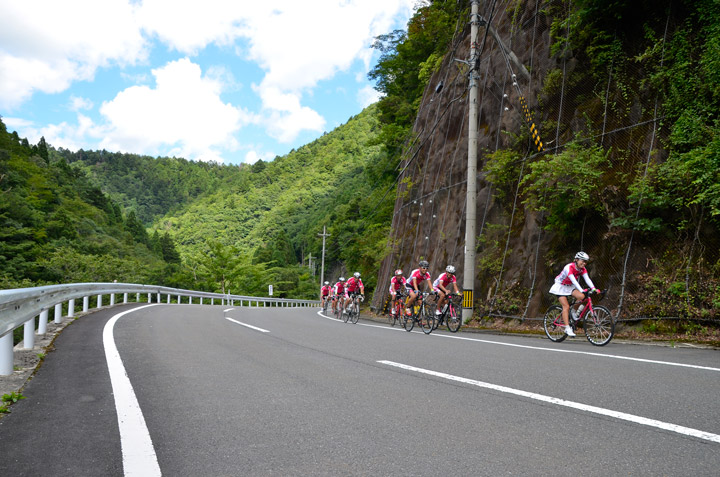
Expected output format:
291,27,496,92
463,0,481,323
318,226,330,289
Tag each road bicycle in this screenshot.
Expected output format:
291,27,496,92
403,292,435,334
322,295,330,314
332,296,343,321
543,289,614,346
387,291,407,327
343,293,362,324
433,292,462,332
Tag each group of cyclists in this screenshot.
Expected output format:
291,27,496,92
320,260,461,319
319,251,600,340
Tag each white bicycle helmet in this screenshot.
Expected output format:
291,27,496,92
338,277,345,282
353,272,361,278
394,269,403,276
574,251,590,261
446,265,456,274
324,281,329,285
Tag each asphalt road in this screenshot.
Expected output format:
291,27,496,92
1,303,718,476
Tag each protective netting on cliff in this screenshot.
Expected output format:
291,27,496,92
373,0,719,322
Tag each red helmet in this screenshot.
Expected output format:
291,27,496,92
394,269,403,276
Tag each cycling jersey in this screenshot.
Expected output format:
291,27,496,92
389,276,406,291
554,262,595,291
321,285,332,296
406,268,431,289
433,272,456,289
333,282,347,296
346,277,364,293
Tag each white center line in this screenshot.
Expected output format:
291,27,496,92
225,317,270,333
103,305,162,477
378,360,720,444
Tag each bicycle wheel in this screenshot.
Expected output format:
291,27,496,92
543,305,567,342
351,302,360,324
404,311,415,331
343,303,351,323
334,303,343,321
387,308,397,326
420,304,435,334
446,306,461,332
584,306,614,346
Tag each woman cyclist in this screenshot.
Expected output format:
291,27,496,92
405,260,433,316
388,269,407,316
549,251,599,337
433,265,460,317
320,281,332,309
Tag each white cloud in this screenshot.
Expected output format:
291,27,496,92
357,85,382,108
69,96,94,112
98,58,254,162
0,0,147,110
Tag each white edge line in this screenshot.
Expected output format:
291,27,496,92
223,308,235,312
225,317,270,333
103,304,162,477
378,360,720,444
312,311,719,372
431,332,720,372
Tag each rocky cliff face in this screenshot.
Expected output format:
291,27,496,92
374,1,715,319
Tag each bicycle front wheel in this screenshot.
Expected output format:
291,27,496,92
584,306,614,346
543,305,567,342
388,309,397,326
343,304,351,323
446,306,461,332
420,305,435,334
404,312,415,331
351,303,360,324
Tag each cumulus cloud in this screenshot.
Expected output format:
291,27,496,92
0,0,146,110
98,58,254,162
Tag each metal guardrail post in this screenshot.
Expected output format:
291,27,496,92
38,310,48,334
83,296,89,312
23,317,35,349
54,303,62,324
68,299,75,317
0,332,12,375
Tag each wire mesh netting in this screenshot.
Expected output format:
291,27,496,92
373,0,719,323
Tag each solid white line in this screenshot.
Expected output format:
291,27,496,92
378,360,720,444
223,308,235,312
103,305,162,477
431,333,720,372
225,317,270,333
313,311,718,372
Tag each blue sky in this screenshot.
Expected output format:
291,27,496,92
0,0,417,165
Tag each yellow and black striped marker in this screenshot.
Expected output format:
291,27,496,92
519,95,544,152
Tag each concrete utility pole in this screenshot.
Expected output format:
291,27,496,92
463,0,481,323
318,226,330,289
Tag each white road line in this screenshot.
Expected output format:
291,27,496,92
431,333,720,372
103,305,162,477
378,360,720,444
313,311,718,372
223,308,235,312
225,317,270,333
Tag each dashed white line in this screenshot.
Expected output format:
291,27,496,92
378,360,720,444
223,308,235,312
225,317,270,333
103,305,162,477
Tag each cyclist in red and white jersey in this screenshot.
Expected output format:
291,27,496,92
332,277,347,314
433,265,460,316
405,260,433,314
344,272,364,312
549,251,599,337
388,269,407,316
320,281,332,309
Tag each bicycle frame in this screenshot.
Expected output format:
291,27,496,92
544,288,614,346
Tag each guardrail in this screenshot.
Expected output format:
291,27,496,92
0,282,320,375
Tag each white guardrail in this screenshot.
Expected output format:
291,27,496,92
0,282,320,375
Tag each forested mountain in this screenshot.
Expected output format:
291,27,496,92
55,149,239,225
0,118,182,289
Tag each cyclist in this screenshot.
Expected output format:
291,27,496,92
344,272,365,312
405,260,433,316
433,265,460,317
332,277,347,314
388,269,407,316
320,281,332,309
549,251,599,337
